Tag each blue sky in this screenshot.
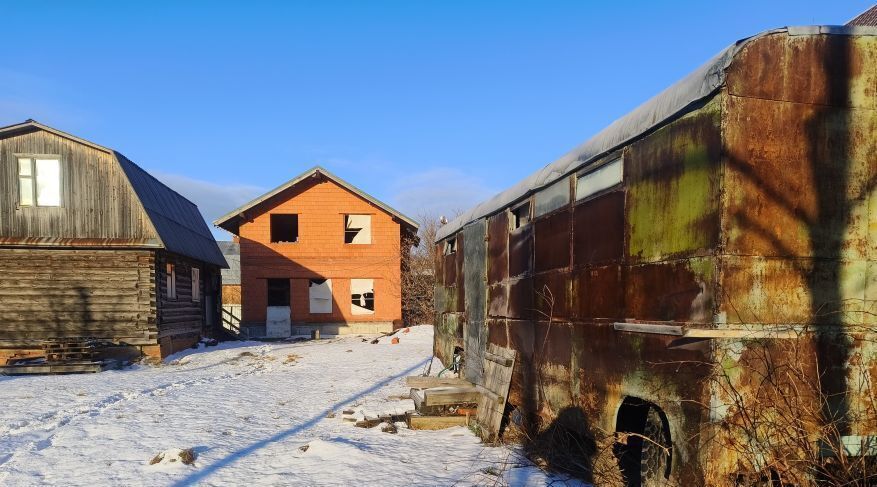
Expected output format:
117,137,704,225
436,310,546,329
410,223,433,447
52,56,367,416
2,1,871,239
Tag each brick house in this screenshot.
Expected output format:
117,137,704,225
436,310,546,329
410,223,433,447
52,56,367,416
214,167,418,337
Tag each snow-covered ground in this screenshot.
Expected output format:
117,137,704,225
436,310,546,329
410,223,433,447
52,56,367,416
0,326,583,486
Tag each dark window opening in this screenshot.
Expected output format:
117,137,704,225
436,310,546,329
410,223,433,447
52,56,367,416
266,278,290,307
443,238,457,255
344,215,372,244
270,214,299,243
511,202,531,229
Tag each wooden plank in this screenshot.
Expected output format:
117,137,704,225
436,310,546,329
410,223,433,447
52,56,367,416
422,386,481,406
406,376,470,388
613,322,684,336
483,351,513,367
683,328,799,339
409,415,470,430
476,344,516,442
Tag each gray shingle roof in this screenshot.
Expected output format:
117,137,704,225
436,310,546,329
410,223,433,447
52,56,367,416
848,5,877,26
217,241,240,284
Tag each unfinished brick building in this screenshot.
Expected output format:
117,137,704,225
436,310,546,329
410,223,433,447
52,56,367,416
215,167,418,337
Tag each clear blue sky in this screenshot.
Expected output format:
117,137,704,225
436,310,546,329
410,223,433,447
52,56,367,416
2,1,870,239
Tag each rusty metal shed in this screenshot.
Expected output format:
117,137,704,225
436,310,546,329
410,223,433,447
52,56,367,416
434,26,877,484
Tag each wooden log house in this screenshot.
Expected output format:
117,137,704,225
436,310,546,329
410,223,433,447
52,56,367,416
0,120,227,361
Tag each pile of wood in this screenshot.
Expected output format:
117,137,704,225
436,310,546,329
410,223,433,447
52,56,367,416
0,337,121,375
44,337,101,363
405,344,516,440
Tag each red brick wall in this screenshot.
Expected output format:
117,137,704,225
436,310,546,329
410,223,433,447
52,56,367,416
239,177,403,325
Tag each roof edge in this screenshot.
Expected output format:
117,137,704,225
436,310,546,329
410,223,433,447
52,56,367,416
213,166,420,232
0,119,113,153
435,25,877,242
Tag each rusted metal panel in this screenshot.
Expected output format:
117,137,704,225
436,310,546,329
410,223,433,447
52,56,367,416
572,264,624,320
487,282,508,318
723,94,875,261
533,271,572,321
573,190,624,266
627,258,715,323
462,220,487,385
508,224,533,278
626,97,723,264
534,208,571,272
727,34,877,109
507,277,534,320
487,318,508,348
487,211,509,285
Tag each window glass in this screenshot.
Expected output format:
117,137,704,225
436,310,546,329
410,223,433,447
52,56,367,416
576,158,623,201
351,279,375,315
18,158,32,176
35,159,61,206
309,279,332,314
192,268,201,302
19,177,34,206
344,215,371,244
166,263,177,299
534,177,570,217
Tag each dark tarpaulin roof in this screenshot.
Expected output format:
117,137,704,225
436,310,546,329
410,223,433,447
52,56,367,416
116,152,227,268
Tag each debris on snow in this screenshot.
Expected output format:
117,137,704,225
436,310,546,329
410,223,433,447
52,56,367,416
148,448,196,468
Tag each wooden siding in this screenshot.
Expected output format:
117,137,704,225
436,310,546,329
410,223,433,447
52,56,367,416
0,248,157,348
0,128,158,244
156,251,207,340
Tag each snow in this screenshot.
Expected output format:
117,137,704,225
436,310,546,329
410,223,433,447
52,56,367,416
0,326,585,486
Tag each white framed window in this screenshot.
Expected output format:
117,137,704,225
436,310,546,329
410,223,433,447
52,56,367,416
166,263,177,299
351,279,375,315
344,215,372,244
576,157,623,201
18,157,61,207
191,267,201,302
309,279,332,314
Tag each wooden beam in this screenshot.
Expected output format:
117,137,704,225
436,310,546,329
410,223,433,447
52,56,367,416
422,386,481,406
483,351,512,367
613,322,684,336
405,376,470,388
409,415,470,430
682,328,799,339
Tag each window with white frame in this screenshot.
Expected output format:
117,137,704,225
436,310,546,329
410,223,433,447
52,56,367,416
18,157,61,207
309,279,332,314
351,279,375,315
575,157,623,201
344,215,372,244
166,263,177,299
191,267,201,302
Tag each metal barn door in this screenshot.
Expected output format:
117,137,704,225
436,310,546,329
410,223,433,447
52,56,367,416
462,219,488,385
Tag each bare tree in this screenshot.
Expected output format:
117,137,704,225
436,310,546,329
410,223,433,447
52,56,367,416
401,211,442,326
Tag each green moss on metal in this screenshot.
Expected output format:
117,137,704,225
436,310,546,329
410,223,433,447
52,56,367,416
628,98,722,262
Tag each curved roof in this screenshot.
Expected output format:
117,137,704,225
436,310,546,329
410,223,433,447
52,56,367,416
436,25,877,242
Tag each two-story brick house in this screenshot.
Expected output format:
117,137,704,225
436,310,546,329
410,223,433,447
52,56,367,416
214,167,418,337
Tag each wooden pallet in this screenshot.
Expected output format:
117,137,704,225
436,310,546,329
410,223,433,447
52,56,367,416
0,359,122,375
43,337,102,363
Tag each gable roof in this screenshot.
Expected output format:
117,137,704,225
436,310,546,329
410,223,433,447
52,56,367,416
848,5,877,26
0,120,227,268
213,166,419,235
436,25,877,242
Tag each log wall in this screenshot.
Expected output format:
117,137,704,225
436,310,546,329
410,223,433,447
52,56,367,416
0,248,157,349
